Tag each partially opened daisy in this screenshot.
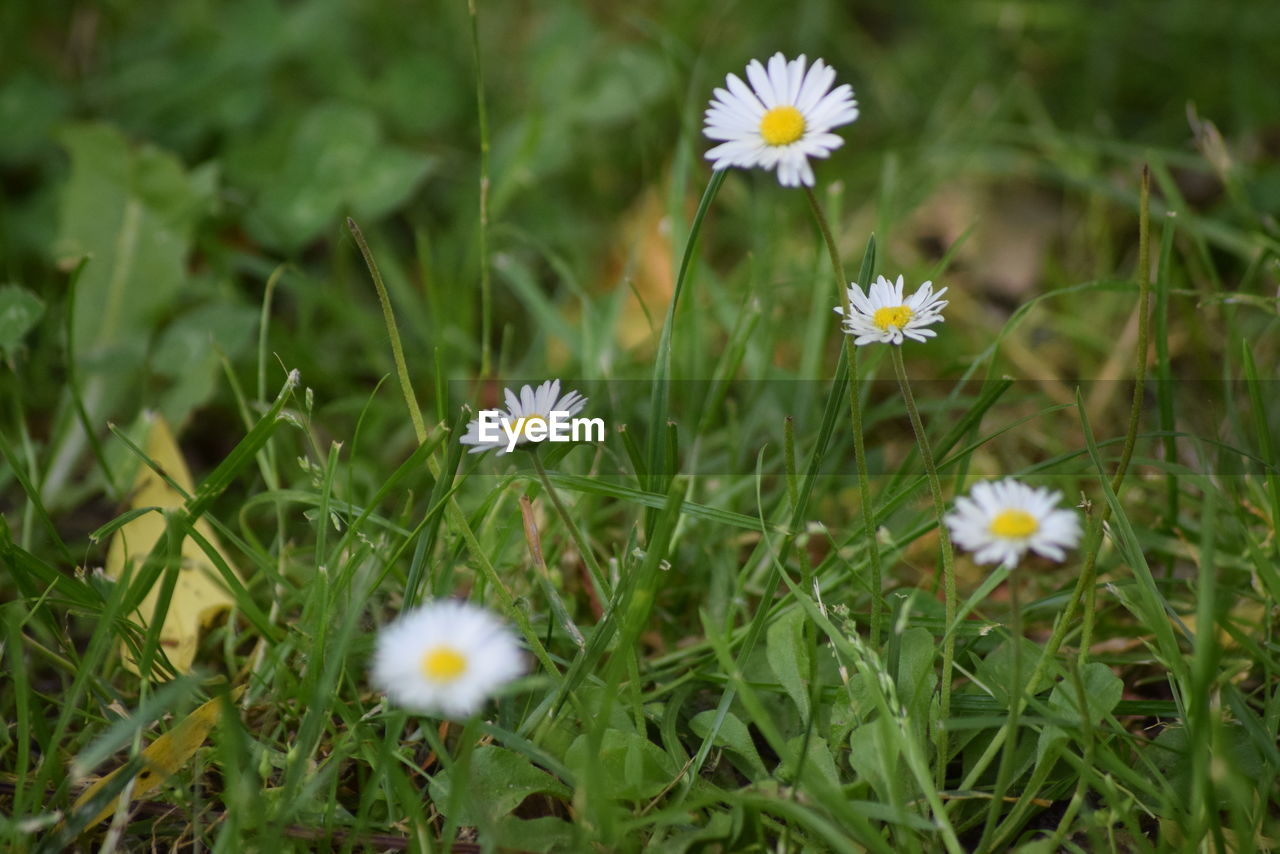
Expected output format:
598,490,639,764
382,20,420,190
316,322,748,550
704,52,859,187
944,479,1082,569
835,274,949,345
459,379,588,455
371,600,524,718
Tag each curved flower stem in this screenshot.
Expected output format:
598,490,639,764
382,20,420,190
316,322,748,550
954,167,1154,803
890,345,956,789
802,185,884,649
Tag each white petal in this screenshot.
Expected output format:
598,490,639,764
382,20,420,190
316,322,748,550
797,60,835,113
725,73,767,117
745,59,776,108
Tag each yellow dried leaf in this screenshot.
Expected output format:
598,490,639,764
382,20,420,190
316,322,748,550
105,413,243,674
72,686,245,829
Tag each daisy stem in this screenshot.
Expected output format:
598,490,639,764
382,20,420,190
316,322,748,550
977,569,1022,849
952,505,1105,801
347,218,427,445
802,185,884,650
955,171,1153,796
531,451,609,601
467,0,493,378
889,345,956,790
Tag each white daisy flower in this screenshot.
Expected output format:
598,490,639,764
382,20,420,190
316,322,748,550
458,379,588,455
371,600,524,718
834,274,948,345
943,479,1083,569
704,52,859,188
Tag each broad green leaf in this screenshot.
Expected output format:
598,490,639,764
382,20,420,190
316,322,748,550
896,626,937,724
55,123,215,369
848,721,892,798
565,729,678,801
493,816,576,853
1147,723,1266,805
689,709,767,779
151,300,259,424
779,735,841,790
973,638,1053,705
1036,662,1124,759
766,608,811,720
229,102,434,251
427,745,568,827
0,284,44,358
896,626,937,747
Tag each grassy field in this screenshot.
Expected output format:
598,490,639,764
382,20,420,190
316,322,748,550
2,0,1279,851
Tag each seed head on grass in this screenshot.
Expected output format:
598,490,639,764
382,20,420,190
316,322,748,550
703,52,859,188
944,479,1082,569
458,379,588,455
835,274,949,345
371,600,524,718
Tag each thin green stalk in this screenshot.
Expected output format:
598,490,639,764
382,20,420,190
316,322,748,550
890,345,956,790
977,570,1021,851
467,0,493,377
63,256,119,499
647,169,725,498
347,218,427,446
783,415,799,511
530,451,609,603
1112,165,1153,492
1081,165,1152,664
802,185,883,649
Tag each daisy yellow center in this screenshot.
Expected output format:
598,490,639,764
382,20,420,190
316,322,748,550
990,509,1039,539
518,414,548,437
421,646,468,682
759,106,805,146
873,305,914,331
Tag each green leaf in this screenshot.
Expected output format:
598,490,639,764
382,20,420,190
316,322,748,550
1036,662,1124,759
896,626,937,749
973,638,1053,704
1147,724,1266,805
779,735,841,790
565,729,679,801
766,608,811,720
427,745,568,827
152,300,259,423
0,284,45,358
689,709,767,779
848,721,893,799
896,626,937,724
229,102,434,251
493,816,576,853
56,123,215,369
